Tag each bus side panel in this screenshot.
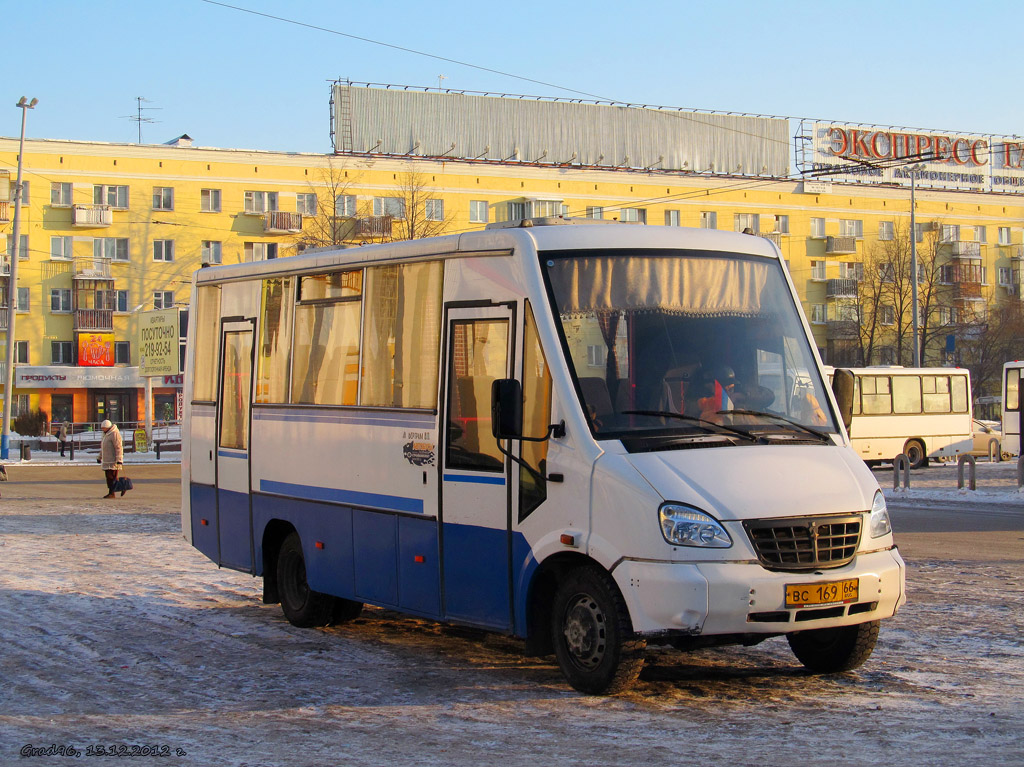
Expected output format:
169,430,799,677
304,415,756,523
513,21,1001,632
189,483,219,563
252,494,356,599
352,510,399,606
442,522,510,629
398,515,441,616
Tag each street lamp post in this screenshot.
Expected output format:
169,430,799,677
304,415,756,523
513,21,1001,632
1,97,37,460
910,170,920,367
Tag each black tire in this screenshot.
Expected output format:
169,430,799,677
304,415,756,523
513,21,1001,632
277,532,336,628
551,566,646,695
787,620,880,673
904,439,927,469
332,598,364,624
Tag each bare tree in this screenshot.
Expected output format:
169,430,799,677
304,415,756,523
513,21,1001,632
295,158,361,251
389,165,455,241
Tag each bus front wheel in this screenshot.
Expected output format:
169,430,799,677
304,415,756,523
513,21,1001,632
551,567,646,695
903,439,927,469
787,620,879,673
277,531,337,628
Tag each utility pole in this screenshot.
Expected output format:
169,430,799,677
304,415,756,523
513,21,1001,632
2,97,37,460
910,170,920,367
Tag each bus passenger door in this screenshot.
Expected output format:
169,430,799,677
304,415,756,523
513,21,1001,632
440,305,515,630
216,319,256,571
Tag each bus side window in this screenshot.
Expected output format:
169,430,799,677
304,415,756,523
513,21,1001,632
1008,369,1021,411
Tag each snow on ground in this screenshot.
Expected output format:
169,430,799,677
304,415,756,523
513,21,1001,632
0,468,1022,766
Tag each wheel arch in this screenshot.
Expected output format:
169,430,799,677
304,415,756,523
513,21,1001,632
260,518,297,605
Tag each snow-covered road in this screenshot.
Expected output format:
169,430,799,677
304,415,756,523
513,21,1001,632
1,470,1022,766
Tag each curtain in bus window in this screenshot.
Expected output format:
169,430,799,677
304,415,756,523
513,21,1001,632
361,262,443,408
1008,369,1020,411
861,376,892,415
546,255,776,318
952,375,968,413
256,277,293,403
193,285,221,401
446,319,507,471
923,376,952,413
291,301,360,405
520,302,552,520
892,376,922,414
220,331,252,450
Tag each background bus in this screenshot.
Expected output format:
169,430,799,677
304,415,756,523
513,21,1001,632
1003,361,1022,457
826,366,972,469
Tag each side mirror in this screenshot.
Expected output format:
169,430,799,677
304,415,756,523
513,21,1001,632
831,368,855,433
491,378,523,439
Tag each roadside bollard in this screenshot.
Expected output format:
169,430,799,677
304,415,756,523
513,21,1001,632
156,441,161,460
1017,455,1024,489
957,454,977,491
988,439,1001,463
893,454,911,490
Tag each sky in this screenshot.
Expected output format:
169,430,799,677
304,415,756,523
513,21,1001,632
5,0,1024,156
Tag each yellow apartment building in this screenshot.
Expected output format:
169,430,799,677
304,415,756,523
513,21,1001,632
2,86,1024,425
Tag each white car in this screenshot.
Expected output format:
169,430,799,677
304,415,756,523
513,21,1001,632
970,419,1010,460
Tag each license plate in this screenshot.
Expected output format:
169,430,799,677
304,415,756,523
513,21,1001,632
785,578,859,608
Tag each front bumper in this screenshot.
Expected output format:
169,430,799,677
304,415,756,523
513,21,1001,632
613,547,906,637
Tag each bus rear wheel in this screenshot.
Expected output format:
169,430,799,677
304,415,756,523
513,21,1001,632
787,620,879,673
277,531,336,628
551,567,646,695
903,439,927,469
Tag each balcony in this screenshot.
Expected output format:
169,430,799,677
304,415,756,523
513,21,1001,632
71,204,113,228
0,200,9,223
948,241,982,258
825,236,857,255
757,232,782,247
953,282,984,300
73,258,112,279
826,320,859,339
356,215,393,239
74,308,114,332
826,278,859,298
264,210,303,234
1004,244,1024,260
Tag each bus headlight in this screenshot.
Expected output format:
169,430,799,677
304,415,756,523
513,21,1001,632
869,492,892,538
659,504,732,548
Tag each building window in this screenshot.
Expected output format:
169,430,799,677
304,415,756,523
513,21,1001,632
296,193,318,216
879,221,894,241
734,213,759,233
810,304,826,324
810,217,825,238
913,223,925,243
244,190,278,213
115,290,130,313
244,242,278,261
532,200,566,217
154,291,174,310
879,264,895,283
51,235,74,260
200,188,222,213
16,287,29,312
51,341,74,364
840,219,863,238
620,207,646,223
941,224,960,243
425,199,444,221
586,206,604,220
94,184,129,208
880,305,896,325
700,211,717,229
115,341,131,364
15,341,28,364
811,260,826,281
974,225,987,243
50,288,72,313
201,241,222,265
153,240,175,262
50,182,72,206
770,214,789,234
939,265,953,284
153,187,174,210
939,306,957,325
998,266,1012,285
840,262,864,280
336,194,357,217
999,226,1012,245
587,345,607,367
664,210,681,227
7,234,28,260
373,196,406,219
94,237,129,261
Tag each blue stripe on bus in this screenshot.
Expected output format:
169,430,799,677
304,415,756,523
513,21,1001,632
253,408,434,429
259,479,424,515
442,473,506,486
217,449,248,459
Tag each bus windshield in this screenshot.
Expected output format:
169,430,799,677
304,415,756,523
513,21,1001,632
542,249,838,443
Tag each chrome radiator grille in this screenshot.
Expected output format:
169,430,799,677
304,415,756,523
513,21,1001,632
743,515,862,571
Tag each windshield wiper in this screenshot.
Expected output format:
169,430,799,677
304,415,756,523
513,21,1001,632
720,409,832,443
620,410,756,441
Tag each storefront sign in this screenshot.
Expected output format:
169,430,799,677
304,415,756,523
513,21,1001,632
78,333,115,367
15,366,143,389
139,309,180,377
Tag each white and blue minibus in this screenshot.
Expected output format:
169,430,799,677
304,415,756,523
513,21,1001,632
181,219,905,694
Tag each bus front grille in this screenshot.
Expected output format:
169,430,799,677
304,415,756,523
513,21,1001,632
743,515,862,571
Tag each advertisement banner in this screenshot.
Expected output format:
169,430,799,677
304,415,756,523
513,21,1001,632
78,333,115,367
139,309,180,377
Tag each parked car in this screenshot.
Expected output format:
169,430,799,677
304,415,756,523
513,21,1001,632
970,419,1011,460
